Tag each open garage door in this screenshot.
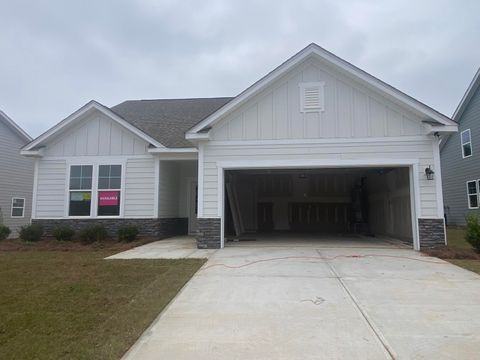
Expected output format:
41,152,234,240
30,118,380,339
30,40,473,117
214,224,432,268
224,167,414,247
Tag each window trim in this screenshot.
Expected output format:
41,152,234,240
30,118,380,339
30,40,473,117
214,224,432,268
466,180,479,209
461,129,472,158
68,164,93,217
65,161,125,219
11,197,25,218
96,164,122,217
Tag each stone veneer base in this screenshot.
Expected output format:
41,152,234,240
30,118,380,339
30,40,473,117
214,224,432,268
32,218,188,239
418,218,446,248
196,218,221,249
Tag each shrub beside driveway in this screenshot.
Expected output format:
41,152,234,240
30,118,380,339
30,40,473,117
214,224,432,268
0,248,205,360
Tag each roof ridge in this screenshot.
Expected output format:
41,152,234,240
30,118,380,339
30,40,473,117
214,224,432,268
119,96,234,103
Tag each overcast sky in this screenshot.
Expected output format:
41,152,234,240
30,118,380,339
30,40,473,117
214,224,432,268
1,0,479,138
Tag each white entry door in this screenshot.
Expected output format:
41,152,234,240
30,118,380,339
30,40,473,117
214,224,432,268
188,180,198,234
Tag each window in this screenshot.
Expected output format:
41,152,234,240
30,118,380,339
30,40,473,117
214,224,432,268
467,180,479,209
11,198,25,217
299,82,325,112
69,165,93,216
461,129,472,158
97,165,121,216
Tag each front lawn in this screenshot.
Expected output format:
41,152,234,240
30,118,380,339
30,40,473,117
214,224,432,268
0,250,205,360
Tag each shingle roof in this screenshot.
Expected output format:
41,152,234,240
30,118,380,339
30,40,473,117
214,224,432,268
110,97,233,148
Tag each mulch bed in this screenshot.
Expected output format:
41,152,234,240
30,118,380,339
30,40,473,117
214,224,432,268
422,246,480,260
0,237,158,252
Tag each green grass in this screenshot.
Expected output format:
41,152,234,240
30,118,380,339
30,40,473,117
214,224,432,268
0,251,205,360
449,259,480,274
446,227,472,249
444,227,480,275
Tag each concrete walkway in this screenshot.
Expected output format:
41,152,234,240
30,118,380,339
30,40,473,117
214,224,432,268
110,237,480,359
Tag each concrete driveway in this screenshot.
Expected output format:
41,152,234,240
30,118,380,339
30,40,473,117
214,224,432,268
110,236,480,359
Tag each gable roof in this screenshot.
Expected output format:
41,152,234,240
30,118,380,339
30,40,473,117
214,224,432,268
187,43,456,137
111,97,233,148
0,110,32,143
22,100,166,154
452,67,480,122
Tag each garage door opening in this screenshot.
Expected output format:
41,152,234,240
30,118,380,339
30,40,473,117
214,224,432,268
223,167,413,247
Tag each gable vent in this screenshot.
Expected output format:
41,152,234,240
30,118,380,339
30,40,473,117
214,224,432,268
300,82,325,112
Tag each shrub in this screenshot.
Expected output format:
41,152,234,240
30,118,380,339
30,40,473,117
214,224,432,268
118,226,139,242
19,224,44,242
52,225,75,241
0,225,11,240
78,225,108,244
465,214,480,252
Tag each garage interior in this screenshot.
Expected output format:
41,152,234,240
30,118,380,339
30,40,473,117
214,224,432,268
224,167,413,246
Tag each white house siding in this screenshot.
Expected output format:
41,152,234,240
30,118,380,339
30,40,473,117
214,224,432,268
210,58,423,142
124,158,156,218
0,120,34,236
200,138,438,219
34,110,156,219
35,159,67,218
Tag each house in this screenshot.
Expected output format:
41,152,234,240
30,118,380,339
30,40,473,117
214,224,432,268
0,111,34,237
441,67,480,225
21,44,457,249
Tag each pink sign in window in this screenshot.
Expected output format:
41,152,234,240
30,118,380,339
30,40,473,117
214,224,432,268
98,191,119,206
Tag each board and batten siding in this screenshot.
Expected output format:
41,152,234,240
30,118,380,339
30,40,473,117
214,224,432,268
211,58,423,141
0,119,34,236
201,56,439,221
200,139,438,218
441,85,480,225
34,110,157,219
44,112,147,157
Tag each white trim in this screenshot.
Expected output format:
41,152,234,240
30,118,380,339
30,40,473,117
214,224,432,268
0,110,32,142
466,180,479,209
461,129,472,158
148,147,198,153
153,159,160,217
187,43,455,136
410,164,421,250
155,153,198,161
197,142,205,217
22,100,165,152
215,158,421,250
424,124,458,134
432,136,445,218
185,132,210,141
207,135,432,147
65,161,126,218
20,149,44,157
217,158,419,170
11,197,26,218
31,159,39,219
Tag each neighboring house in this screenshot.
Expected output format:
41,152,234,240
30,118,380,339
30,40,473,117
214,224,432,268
441,68,480,225
21,44,457,249
0,111,34,237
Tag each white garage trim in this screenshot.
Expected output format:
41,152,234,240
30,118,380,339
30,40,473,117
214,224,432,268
216,158,421,250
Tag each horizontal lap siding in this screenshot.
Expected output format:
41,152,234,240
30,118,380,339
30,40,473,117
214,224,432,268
35,160,67,217
201,138,437,217
124,158,155,217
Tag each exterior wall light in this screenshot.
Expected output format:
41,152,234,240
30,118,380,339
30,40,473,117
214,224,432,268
425,166,435,180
